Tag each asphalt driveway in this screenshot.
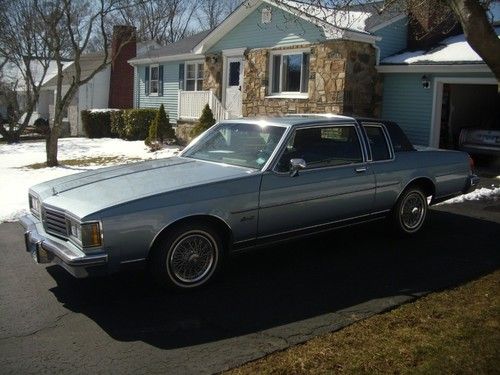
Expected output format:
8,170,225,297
1,198,499,374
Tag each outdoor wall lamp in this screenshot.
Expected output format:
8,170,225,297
422,75,431,89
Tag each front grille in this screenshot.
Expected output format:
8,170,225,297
43,207,68,238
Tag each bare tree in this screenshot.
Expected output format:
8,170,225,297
196,0,241,29
0,0,53,143
445,0,500,89
116,0,198,44
34,0,133,166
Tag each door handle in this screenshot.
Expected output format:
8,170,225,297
355,167,367,173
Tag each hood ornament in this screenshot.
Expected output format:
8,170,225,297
52,187,58,196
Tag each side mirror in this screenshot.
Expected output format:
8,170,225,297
289,158,306,177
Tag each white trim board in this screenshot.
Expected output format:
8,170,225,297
377,64,492,73
429,76,498,148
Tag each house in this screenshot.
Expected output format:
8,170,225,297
128,0,499,149
128,0,406,134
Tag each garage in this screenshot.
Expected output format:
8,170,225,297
437,81,500,150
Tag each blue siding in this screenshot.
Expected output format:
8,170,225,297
381,74,433,146
208,4,325,53
381,72,494,146
137,62,180,122
374,17,407,59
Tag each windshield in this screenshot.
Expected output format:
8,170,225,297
183,122,287,169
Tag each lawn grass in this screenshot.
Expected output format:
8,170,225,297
22,156,141,169
227,270,500,375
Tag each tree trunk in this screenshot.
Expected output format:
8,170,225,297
446,0,500,91
46,118,61,167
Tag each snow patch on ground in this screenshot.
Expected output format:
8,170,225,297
440,186,500,205
0,138,179,223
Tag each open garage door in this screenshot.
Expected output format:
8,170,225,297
439,84,500,151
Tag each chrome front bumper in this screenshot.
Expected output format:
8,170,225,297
20,214,108,278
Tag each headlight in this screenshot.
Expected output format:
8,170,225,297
68,219,102,248
29,194,41,218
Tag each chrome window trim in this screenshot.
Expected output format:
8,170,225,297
267,122,367,174
362,122,395,162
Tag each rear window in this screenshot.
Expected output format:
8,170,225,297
384,122,415,152
364,126,391,160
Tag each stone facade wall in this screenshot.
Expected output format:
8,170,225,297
203,53,223,99
242,40,379,118
339,41,379,117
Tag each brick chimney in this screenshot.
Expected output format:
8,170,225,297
406,0,460,49
108,25,136,109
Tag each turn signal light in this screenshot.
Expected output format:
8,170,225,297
82,223,102,248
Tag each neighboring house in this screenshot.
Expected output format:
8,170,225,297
1,25,158,136
128,0,406,127
0,59,72,124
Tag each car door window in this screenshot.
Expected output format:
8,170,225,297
364,125,391,161
276,125,363,172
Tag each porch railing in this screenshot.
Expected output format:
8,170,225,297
178,90,229,122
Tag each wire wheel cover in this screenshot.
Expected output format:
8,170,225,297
400,192,426,230
169,232,216,283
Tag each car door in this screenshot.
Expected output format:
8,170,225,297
258,123,376,238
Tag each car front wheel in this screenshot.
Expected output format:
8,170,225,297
393,187,428,235
149,222,224,290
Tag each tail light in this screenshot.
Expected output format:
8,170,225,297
469,155,475,173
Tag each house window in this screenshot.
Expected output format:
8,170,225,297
270,51,310,95
185,62,204,91
149,65,159,95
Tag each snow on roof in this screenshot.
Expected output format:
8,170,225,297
281,0,372,34
381,27,500,65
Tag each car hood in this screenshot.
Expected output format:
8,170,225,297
31,157,256,219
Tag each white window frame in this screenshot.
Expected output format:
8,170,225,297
184,60,205,91
268,48,310,99
148,64,159,96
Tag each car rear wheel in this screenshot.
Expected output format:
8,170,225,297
149,222,224,290
392,187,428,235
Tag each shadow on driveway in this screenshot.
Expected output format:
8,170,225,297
47,210,500,349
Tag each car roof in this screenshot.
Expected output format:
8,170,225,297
220,114,359,128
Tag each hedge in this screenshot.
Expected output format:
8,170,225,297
81,110,117,138
83,108,161,141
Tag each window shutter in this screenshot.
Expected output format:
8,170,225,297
144,66,150,95
158,65,164,96
178,64,185,90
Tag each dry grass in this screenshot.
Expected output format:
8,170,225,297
227,270,500,375
23,156,141,169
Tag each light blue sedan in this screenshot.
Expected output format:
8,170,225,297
21,115,479,289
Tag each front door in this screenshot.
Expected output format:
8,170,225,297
225,57,244,118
